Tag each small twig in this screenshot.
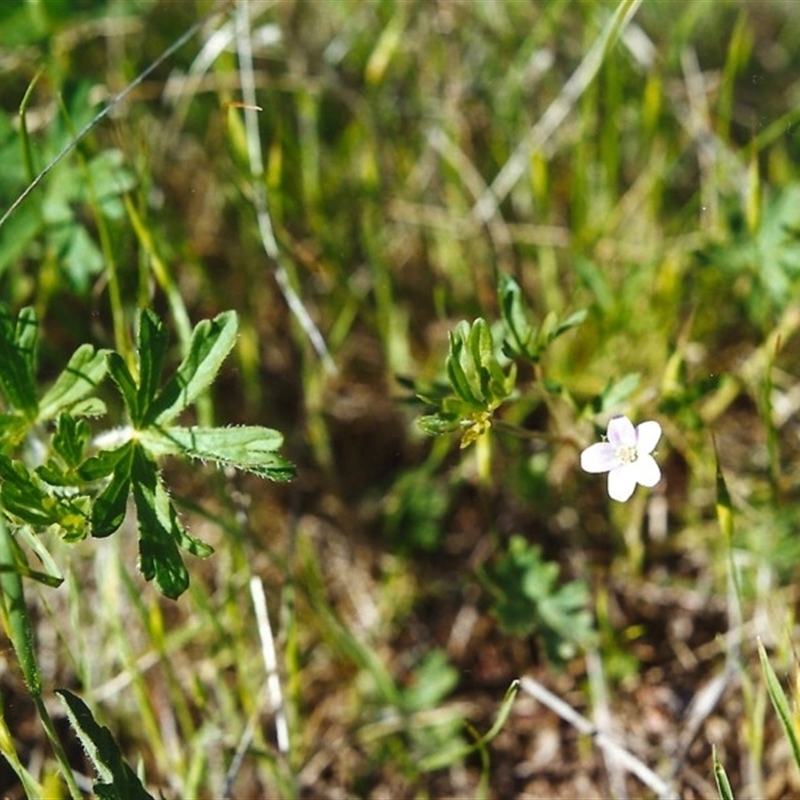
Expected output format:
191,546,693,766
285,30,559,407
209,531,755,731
250,575,290,754
668,667,735,785
519,675,674,799
222,577,290,799
234,0,336,374
492,419,581,449
586,649,628,799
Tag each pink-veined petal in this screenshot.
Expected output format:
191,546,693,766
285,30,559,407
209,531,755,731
636,420,661,455
580,442,620,473
635,454,661,487
608,463,638,502
607,416,636,448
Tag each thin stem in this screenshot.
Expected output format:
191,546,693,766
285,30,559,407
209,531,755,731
493,418,581,449
0,517,82,799
234,0,336,375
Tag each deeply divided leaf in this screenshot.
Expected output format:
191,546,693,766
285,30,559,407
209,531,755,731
0,458,90,541
131,444,192,599
52,414,91,469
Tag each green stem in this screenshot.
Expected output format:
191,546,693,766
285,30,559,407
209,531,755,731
55,95,130,364
0,683,43,797
0,516,82,800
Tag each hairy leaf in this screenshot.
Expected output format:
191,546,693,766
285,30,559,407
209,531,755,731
57,689,154,800
138,425,295,481
146,310,238,426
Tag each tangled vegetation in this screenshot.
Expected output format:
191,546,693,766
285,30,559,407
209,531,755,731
0,1,800,797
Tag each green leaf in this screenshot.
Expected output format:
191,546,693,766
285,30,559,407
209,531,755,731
131,444,191,599
66,397,107,417
146,310,238,426
14,526,63,587
38,344,108,422
547,308,588,342
107,353,140,425
446,322,481,407
79,441,133,482
0,455,89,539
447,318,513,410
15,306,38,375
417,413,461,437
0,413,29,449
138,425,295,481
464,319,494,403
0,515,41,696
593,372,640,413
51,414,90,469
56,689,154,800
135,310,169,425
401,650,459,712
423,318,516,446
35,460,72,487
499,275,536,359
485,536,594,663
0,306,38,417
61,224,104,292
759,639,800,776
713,745,735,800
498,276,585,362
85,149,137,219
466,318,493,402
91,443,134,538
0,202,42,276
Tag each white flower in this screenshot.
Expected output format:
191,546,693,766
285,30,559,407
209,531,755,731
580,415,662,502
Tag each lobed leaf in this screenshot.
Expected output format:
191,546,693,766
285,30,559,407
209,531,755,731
0,455,89,540
131,444,208,599
51,414,90,469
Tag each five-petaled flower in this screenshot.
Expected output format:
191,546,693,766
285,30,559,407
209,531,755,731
580,415,662,502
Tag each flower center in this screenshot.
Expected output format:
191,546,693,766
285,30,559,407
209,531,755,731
616,444,638,464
